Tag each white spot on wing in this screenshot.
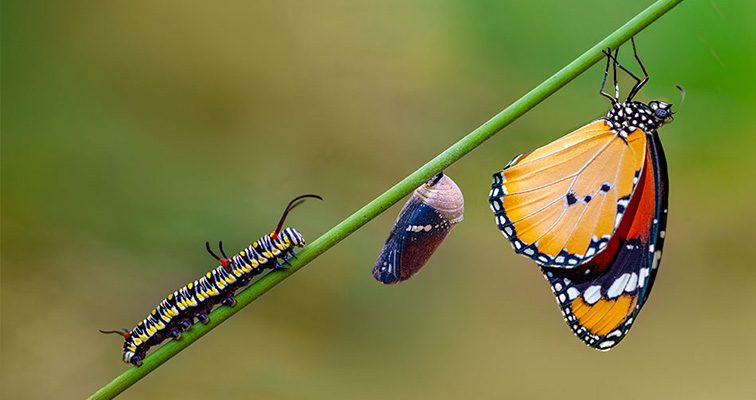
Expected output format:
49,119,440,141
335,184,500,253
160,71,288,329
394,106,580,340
607,273,631,298
639,268,650,288
652,250,662,270
606,330,622,338
583,285,602,304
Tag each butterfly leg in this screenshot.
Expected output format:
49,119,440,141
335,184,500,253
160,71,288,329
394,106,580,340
626,37,649,101
599,48,616,103
612,48,621,100
603,40,648,102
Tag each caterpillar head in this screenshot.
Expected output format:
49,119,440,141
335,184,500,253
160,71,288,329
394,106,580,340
283,227,306,247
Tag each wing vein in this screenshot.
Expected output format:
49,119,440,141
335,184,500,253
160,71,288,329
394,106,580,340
512,125,612,168
503,133,620,228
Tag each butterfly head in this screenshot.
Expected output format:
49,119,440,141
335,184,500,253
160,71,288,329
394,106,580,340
648,100,673,124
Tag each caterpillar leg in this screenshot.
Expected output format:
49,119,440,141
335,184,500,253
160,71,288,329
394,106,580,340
179,319,193,331
196,313,210,324
131,355,144,367
222,297,237,307
280,254,293,267
274,259,290,270
169,328,182,340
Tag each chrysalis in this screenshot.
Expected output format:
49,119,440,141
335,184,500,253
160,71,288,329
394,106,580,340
373,172,464,284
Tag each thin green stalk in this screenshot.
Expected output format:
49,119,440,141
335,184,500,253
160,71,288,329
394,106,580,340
89,0,684,398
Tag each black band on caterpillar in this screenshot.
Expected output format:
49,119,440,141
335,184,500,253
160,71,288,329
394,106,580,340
100,194,322,366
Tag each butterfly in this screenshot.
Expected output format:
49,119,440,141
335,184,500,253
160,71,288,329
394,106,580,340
488,39,672,350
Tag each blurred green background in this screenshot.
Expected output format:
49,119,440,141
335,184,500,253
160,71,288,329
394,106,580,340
2,1,755,399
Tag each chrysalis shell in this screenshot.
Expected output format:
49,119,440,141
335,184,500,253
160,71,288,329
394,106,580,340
373,172,464,284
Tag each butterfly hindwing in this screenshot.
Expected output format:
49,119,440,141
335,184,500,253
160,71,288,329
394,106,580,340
489,119,647,267
640,131,669,305
540,131,668,350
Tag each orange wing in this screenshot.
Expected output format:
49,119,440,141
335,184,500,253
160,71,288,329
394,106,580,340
489,119,646,267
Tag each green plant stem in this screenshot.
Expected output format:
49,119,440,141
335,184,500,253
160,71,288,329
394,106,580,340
89,0,684,398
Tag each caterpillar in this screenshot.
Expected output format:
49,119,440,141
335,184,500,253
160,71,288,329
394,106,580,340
100,194,321,366
373,172,464,284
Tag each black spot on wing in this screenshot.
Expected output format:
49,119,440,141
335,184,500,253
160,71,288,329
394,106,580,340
566,192,578,205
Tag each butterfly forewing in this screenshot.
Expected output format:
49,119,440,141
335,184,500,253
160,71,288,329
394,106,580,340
490,119,646,267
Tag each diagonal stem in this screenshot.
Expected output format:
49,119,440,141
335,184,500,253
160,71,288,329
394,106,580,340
88,0,685,398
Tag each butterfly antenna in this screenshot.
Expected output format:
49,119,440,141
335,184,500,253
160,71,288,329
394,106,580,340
271,194,323,240
675,84,686,110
